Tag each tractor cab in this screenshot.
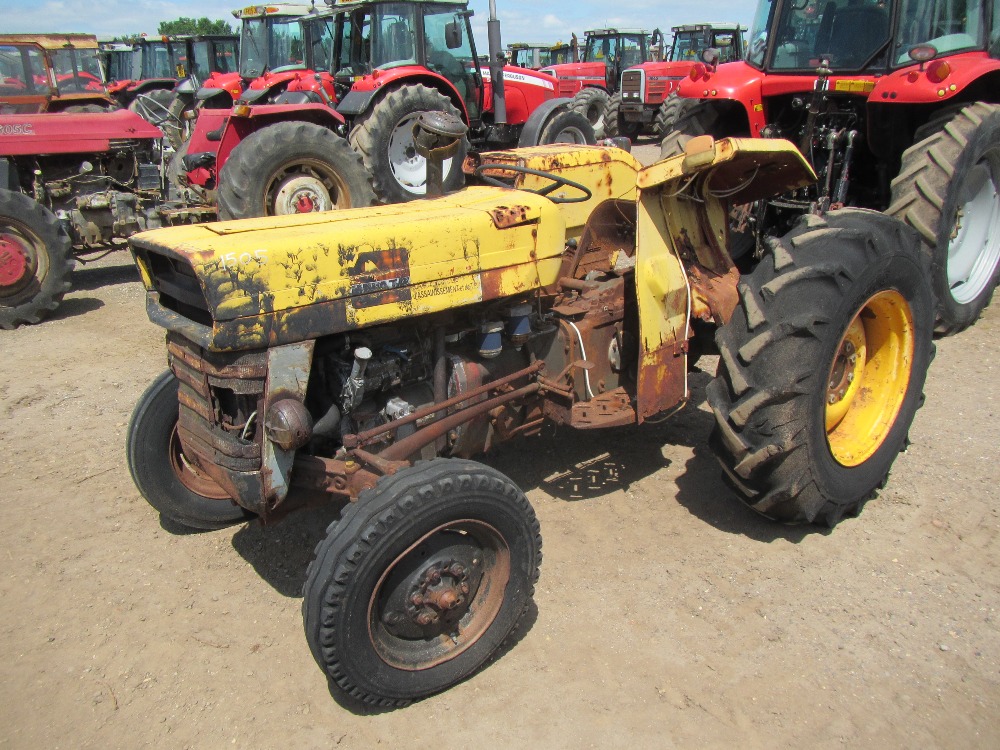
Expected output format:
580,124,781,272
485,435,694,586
745,0,992,73
507,42,568,70
99,42,133,84
329,0,481,120
668,23,744,64
0,34,112,113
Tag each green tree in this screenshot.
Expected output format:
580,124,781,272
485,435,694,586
157,17,234,36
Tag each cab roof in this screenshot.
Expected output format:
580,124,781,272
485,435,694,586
0,33,100,49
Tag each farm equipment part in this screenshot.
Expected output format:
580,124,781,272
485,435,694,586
126,126,934,706
178,0,594,214
0,109,214,328
507,41,576,69
539,28,661,138
604,23,745,140
659,0,1000,334
0,34,114,113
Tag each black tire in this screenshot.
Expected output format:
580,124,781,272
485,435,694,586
659,98,725,159
537,109,596,145
602,92,641,141
217,121,375,220
0,188,73,329
303,458,541,706
708,209,934,526
164,93,196,150
349,84,467,204
62,104,113,113
127,371,254,531
570,88,610,139
654,92,700,140
887,102,1000,335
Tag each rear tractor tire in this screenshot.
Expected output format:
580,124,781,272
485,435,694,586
0,189,73,329
217,121,375,220
602,92,641,141
708,210,934,526
303,459,541,706
570,88,610,139
887,102,1000,335
349,84,468,204
127,371,255,531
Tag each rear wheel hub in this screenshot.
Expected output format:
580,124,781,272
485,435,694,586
0,233,31,289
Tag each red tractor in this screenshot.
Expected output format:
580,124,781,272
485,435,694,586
0,109,216,327
0,34,113,113
659,0,1000,334
604,23,745,140
192,4,329,113
539,28,661,138
178,0,595,215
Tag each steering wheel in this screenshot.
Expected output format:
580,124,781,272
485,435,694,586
131,92,182,136
474,163,593,204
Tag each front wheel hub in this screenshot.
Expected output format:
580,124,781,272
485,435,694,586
825,290,915,466
0,233,31,289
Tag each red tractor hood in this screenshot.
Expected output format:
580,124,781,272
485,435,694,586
0,109,162,157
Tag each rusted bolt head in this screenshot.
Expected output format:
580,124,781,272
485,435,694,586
415,611,436,626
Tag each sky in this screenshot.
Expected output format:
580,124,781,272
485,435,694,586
0,0,760,47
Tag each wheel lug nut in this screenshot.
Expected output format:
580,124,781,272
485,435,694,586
846,372,854,383
410,593,423,605
828,393,837,404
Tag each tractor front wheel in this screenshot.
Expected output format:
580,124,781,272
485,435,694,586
217,121,375,220
708,210,934,526
349,84,467,204
602,92,642,141
654,92,701,140
0,189,73,329
888,102,1000,335
127,371,254,531
570,88,610,139
302,459,541,706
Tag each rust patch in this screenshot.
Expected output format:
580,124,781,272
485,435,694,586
490,205,535,229
570,387,635,428
688,264,740,325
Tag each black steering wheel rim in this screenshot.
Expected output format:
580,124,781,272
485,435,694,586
473,163,593,204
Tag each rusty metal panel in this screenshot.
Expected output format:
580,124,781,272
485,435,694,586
261,340,315,510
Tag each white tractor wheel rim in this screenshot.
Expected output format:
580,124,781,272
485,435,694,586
273,175,333,214
387,112,454,196
948,160,1000,305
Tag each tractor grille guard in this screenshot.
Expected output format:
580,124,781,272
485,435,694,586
167,333,266,475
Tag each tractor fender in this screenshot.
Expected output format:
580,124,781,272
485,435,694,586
868,52,1000,104
338,68,470,122
677,61,767,135
336,88,379,117
174,77,198,95
213,103,348,177
517,97,574,147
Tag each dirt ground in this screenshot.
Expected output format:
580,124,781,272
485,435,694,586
2,141,998,748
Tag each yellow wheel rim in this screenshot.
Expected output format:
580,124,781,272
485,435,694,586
825,290,914,467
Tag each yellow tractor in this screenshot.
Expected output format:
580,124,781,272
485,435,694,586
126,123,933,706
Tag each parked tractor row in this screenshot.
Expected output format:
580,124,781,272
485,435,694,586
0,0,601,328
